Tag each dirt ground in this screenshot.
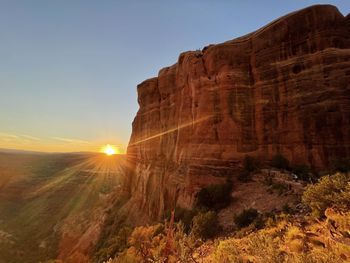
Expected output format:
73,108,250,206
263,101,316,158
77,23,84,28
219,170,305,229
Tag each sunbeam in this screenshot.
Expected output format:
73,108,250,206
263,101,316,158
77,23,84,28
128,115,213,146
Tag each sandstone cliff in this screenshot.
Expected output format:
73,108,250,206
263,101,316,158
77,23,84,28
125,5,350,221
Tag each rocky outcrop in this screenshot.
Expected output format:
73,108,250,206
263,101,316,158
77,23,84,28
125,5,350,221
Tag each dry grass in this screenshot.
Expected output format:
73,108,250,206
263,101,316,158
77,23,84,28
205,216,350,263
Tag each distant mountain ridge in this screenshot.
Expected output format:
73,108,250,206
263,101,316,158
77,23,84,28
0,148,104,155
0,148,46,155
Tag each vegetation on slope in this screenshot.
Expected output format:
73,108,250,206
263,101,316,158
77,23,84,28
103,171,350,263
4,152,349,263
302,172,350,217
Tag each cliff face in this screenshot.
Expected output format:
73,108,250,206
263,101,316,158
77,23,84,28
126,5,350,221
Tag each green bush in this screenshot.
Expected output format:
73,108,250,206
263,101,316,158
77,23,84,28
191,211,221,239
196,181,232,210
331,158,350,173
234,208,259,228
271,154,290,170
239,155,260,182
291,164,321,183
302,172,350,217
165,207,197,233
291,164,311,180
282,204,292,214
244,155,259,172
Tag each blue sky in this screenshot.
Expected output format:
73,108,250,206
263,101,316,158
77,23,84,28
0,0,349,152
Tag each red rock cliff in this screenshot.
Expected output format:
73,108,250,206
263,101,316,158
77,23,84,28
125,5,350,221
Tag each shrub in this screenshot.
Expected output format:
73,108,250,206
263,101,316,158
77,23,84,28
245,232,285,262
291,164,321,183
196,182,232,210
211,231,286,263
244,155,259,172
191,211,221,239
282,204,292,214
209,222,347,263
164,207,197,233
102,226,133,258
291,164,311,181
211,239,242,262
239,155,260,182
127,224,165,261
173,223,203,262
302,172,350,217
271,154,290,170
331,158,350,173
234,208,259,228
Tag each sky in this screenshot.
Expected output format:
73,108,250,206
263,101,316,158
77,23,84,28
0,0,349,153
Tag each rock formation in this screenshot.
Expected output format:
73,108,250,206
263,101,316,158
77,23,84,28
125,5,350,221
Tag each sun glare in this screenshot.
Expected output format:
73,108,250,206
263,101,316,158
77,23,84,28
101,144,118,156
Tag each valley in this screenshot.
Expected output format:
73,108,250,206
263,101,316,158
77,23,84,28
0,152,125,263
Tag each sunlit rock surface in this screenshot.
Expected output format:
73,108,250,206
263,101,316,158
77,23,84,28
125,5,350,221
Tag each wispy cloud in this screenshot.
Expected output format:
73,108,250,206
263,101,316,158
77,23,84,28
52,137,90,145
0,132,95,152
0,133,19,143
20,134,41,141
0,132,44,146
0,132,18,139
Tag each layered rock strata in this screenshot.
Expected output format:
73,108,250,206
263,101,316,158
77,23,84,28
126,5,350,221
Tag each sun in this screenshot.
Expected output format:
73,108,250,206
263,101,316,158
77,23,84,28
101,144,119,156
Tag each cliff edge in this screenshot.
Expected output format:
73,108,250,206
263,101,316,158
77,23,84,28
125,5,350,222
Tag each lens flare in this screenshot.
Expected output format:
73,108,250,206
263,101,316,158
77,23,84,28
101,144,118,156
